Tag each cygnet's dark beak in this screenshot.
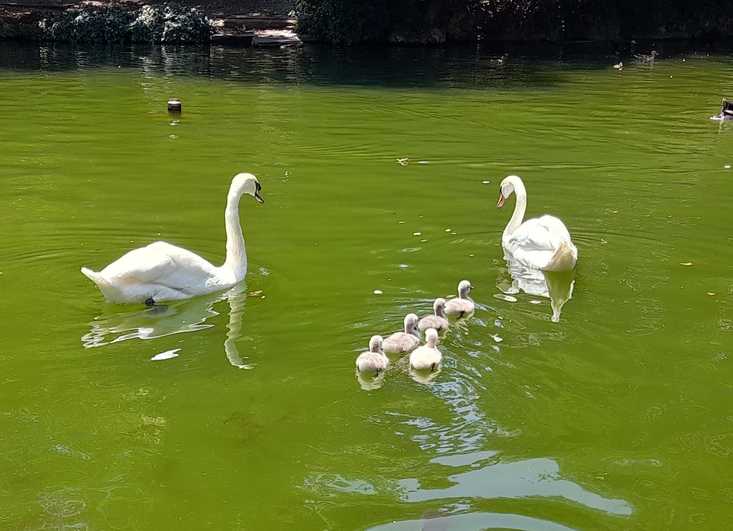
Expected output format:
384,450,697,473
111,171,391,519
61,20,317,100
497,193,505,208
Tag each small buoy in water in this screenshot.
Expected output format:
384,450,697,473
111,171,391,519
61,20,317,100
167,99,182,113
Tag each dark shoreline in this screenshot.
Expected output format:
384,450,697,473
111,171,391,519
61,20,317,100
2,1,733,48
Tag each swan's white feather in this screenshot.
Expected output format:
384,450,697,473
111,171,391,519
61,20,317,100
81,173,261,304
98,242,219,286
504,216,577,271
82,243,222,303
409,345,442,371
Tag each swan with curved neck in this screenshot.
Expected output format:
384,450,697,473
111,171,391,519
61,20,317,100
497,175,577,272
81,173,263,304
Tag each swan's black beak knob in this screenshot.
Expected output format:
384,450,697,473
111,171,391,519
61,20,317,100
254,182,264,203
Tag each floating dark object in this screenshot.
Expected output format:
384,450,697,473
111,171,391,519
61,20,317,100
711,98,733,121
721,98,733,118
167,99,182,113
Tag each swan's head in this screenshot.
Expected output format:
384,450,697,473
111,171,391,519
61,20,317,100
404,313,419,334
425,328,439,347
433,297,447,317
497,175,523,208
369,335,383,353
230,173,264,204
458,280,472,298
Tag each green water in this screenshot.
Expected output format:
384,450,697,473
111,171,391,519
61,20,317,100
1,43,732,529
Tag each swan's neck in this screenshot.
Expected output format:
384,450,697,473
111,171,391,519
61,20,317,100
222,191,247,280
503,181,527,240
427,338,438,348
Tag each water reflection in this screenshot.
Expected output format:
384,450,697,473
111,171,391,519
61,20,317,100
356,370,387,391
369,511,575,531
400,453,632,516
81,284,251,368
498,257,575,322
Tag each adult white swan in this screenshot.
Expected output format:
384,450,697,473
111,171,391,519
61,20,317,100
497,175,577,271
81,173,263,304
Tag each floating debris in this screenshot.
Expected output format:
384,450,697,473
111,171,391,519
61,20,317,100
397,158,409,166
445,228,452,232
373,289,383,295
680,262,693,266
529,299,542,305
707,292,716,296
141,415,166,427
248,290,263,297
399,264,409,269
725,164,731,169
613,61,623,70
482,180,491,185
417,160,430,165
494,293,518,303
167,99,181,113
151,349,180,361
492,334,503,343
413,232,422,236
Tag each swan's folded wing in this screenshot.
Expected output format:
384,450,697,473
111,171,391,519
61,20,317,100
100,243,179,284
506,219,556,251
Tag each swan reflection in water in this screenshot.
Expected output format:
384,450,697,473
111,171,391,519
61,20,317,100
499,256,575,322
81,284,251,368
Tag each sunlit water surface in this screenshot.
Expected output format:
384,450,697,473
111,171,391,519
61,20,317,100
1,42,732,529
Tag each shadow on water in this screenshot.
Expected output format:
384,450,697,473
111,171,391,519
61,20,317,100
81,283,251,368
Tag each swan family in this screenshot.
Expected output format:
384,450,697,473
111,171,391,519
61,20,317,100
80,172,577,384
355,278,475,384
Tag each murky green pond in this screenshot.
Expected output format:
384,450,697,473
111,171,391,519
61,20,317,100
1,42,732,529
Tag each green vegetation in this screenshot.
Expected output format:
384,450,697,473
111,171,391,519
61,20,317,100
17,4,211,43
296,0,733,44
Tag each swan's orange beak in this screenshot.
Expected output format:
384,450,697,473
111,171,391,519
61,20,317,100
497,193,505,208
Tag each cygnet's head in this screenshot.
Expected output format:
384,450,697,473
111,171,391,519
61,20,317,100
497,175,523,208
369,335,383,353
404,313,419,333
458,280,472,298
230,173,264,203
425,328,439,346
433,298,447,317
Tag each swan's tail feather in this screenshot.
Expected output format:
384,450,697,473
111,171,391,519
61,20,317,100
81,267,104,284
544,241,577,272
